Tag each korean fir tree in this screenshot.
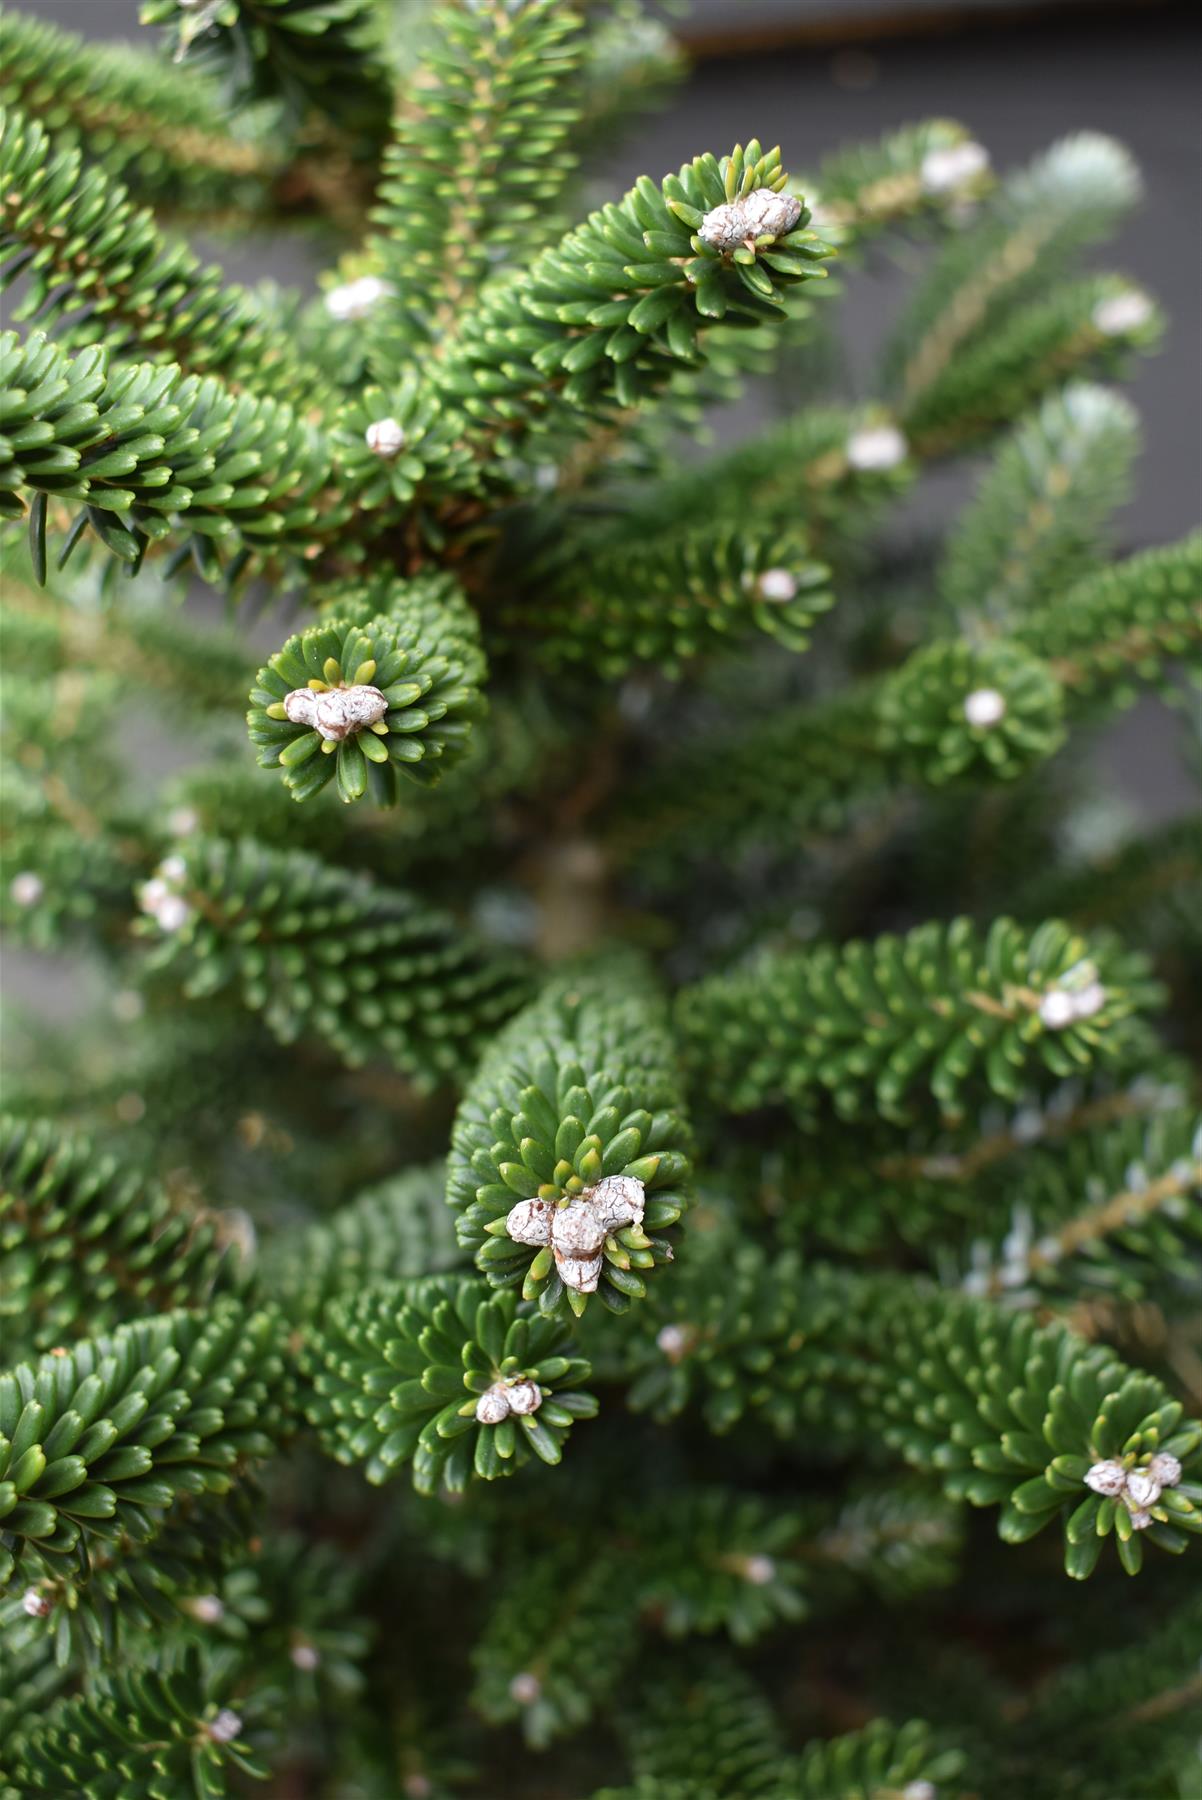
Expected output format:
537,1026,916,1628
1,2,1199,1796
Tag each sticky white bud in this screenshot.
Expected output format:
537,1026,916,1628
167,805,199,837
9,871,44,908
324,275,393,321
291,1641,321,1671
475,1385,511,1425
756,568,799,603
1039,988,1078,1031
505,1380,542,1416
159,854,187,884
903,1783,938,1800
743,1554,777,1586
155,893,193,933
741,187,802,238
1092,290,1153,337
403,1778,433,1800
1084,1459,1127,1496
139,878,169,913
189,1593,225,1624
1127,1507,1152,1530
556,1249,603,1292
551,1199,607,1256
508,1671,541,1705
365,417,406,458
845,423,908,471
207,1709,242,1744
586,1174,646,1234
1148,1452,1182,1487
1072,982,1107,1021
22,1587,52,1617
1125,1469,1162,1510
920,139,990,193
505,1197,554,1247
698,200,751,251
283,685,389,743
963,687,1007,728
657,1324,690,1361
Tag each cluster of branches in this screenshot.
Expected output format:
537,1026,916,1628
0,1,1198,1796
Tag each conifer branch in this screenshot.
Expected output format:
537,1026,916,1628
0,329,337,576
368,0,586,364
430,140,834,483
0,8,282,208
0,1114,248,1364
0,1302,289,1590
135,835,532,1086
0,108,309,398
141,0,393,141
447,959,693,1318
676,917,1161,1127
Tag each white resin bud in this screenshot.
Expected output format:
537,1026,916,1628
284,685,389,742
324,275,393,321
741,187,802,238
1039,988,1078,1031
1148,1452,1183,1487
587,1174,646,1234
903,1783,938,1800
365,417,406,458
920,139,990,193
291,1641,321,1671
963,687,1007,728
404,1778,433,1800
207,1709,243,1744
756,568,799,603
22,1587,52,1618
159,853,188,883
189,1593,225,1624
698,200,751,250
505,1197,554,1247
508,1671,541,1705
505,1380,542,1416
316,685,388,741
155,893,194,933
1127,1507,1152,1530
1084,1459,1127,1497
656,1323,690,1361
475,1385,512,1425
1092,290,1153,337
845,423,908,471
167,804,199,837
551,1199,607,1256
1124,1469,1162,1510
742,1554,777,1586
9,871,44,907
1072,982,1107,1021
556,1249,603,1293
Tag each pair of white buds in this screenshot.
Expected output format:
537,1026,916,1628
139,854,192,933
845,422,909,471
1038,961,1108,1031
697,188,803,252
919,140,990,195
324,275,394,322
1084,1451,1182,1529
505,1174,646,1293
474,1378,542,1424
282,685,389,743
